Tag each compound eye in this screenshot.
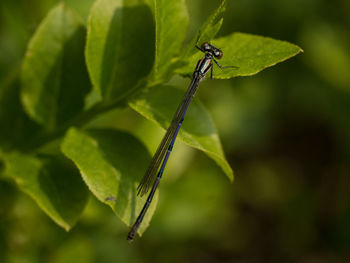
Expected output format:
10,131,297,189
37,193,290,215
214,50,223,59
201,42,210,51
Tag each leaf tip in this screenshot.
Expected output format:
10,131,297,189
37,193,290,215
229,170,234,183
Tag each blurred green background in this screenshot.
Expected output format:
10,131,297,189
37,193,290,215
1,0,350,262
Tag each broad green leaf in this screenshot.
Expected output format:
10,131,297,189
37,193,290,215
21,3,91,128
86,0,155,100
150,0,189,83
61,128,158,235
177,32,303,79
143,0,154,11
129,85,233,181
0,71,40,151
181,0,227,60
3,152,89,230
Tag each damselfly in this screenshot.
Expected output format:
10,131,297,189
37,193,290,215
127,38,235,241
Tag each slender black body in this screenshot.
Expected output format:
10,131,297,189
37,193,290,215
127,42,229,241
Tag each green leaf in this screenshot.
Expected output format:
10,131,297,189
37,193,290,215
150,0,189,83
181,0,227,60
177,32,303,79
21,3,91,128
129,85,233,181
85,0,155,100
3,152,89,230
61,128,158,235
0,71,40,151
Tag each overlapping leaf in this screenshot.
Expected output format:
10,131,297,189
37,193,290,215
129,85,233,182
180,0,227,61
150,0,189,83
21,3,90,128
0,72,40,150
3,152,89,230
85,0,155,100
61,128,158,235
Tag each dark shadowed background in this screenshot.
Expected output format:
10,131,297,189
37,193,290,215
1,0,350,262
